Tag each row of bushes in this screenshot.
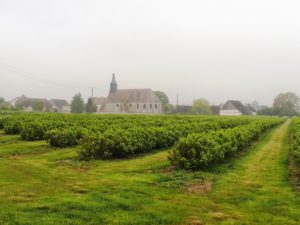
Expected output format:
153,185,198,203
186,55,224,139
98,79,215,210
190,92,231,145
3,113,217,135
78,118,283,160
2,113,256,147
169,119,284,170
79,126,181,159
0,116,9,129
0,110,22,115
51,119,252,148
290,119,300,164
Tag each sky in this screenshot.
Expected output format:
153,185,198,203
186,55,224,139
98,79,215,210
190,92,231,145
0,0,300,106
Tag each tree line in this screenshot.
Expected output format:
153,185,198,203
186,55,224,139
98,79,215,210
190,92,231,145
258,92,300,117
1,91,299,116
71,93,97,113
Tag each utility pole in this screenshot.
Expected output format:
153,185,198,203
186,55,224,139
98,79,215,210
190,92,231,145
176,92,179,106
89,87,95,103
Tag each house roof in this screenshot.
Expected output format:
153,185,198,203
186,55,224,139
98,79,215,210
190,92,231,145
105,89,162,103
245,104,257,113
221,100,250,115
211,105,221,115
50,99,69,109
9,94,27,103
17,97,53,108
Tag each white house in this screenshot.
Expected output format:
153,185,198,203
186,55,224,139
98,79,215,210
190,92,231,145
50,99,71,113
10,95,70,113
220,100,251,116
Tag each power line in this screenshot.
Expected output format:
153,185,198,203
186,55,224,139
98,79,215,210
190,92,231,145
0,61,90,89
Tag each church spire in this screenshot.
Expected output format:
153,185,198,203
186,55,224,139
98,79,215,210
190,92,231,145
109,73,118,93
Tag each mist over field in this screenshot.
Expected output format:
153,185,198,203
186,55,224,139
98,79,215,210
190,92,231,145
2,2,300,224
1,0,300,105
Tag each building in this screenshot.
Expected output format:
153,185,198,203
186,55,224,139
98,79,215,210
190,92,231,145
94,74,163,114
211,105,221,115
245,104,257,115
10,95,53,112
220,100,251,116
50,99,71,113
175,105,192,114
10,95,70,112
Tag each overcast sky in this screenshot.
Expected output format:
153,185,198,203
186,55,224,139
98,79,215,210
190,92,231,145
1,0,300,106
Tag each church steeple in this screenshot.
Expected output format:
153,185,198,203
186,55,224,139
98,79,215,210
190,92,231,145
109,73,118,93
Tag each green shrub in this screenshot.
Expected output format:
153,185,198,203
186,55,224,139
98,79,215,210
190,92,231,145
0,116,9,129
169,120,283,170
3,119,22,134
20,121,48,141
46,128,86,147
290,119,300,164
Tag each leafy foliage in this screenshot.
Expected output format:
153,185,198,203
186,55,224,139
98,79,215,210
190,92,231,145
190,99,212,115
71,93,85,114
273,92,300,116
290,118,300,164
32,101,45,112
46,127,86,147
85,98,97,113
1,113,283,164
154,91,169,105
169,118,284,170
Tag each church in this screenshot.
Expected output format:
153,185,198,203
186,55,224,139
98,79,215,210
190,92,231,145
94,74,163,114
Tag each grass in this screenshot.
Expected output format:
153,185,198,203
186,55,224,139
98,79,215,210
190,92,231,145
0,120,299,224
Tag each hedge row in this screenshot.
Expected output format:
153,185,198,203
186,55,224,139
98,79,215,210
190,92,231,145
46,127,88,147
78,118,280,160
0,110,22,115
290,118,300,164
0,116,9,129
2,113,255,148
79,126,181,159
169,119,283,170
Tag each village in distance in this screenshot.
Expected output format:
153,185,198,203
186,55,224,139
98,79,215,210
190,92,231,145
0,74,299,117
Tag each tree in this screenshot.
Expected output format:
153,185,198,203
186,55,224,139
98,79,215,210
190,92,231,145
71,93,85,114
32,101,45,111
273,92,300,116
86,97,97,113
154,91,169,112
257,106,275,116
165,104,175,114
0,97,5,105
0,97,8,109
190,99,212,114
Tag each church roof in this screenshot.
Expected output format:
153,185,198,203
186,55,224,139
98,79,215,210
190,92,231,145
94,97,108,105
221,100,251,115
106,89,162,103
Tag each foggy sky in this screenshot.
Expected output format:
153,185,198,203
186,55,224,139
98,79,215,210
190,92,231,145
1,0,300,106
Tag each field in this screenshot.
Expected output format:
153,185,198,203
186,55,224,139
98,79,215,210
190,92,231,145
0,114,300,225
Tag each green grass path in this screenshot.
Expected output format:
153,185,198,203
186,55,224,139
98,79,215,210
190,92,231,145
205,120,300,224
0,120,299,225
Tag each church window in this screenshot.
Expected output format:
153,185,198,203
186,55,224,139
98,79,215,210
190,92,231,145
116,104,119,107
143,104,146,109
137,104,139,109
150,104,152,109
155,104,158,109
